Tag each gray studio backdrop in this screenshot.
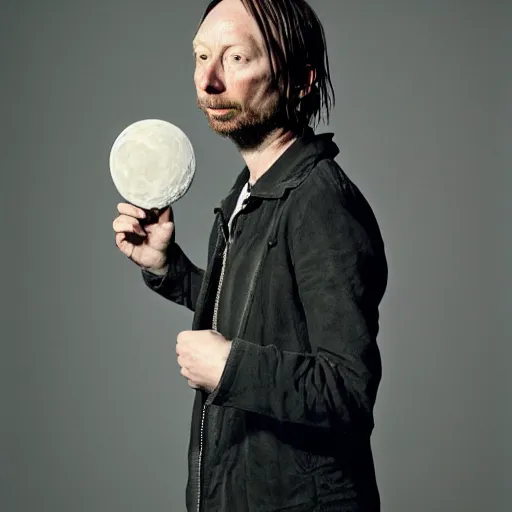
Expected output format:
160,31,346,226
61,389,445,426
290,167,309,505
2,1,510,511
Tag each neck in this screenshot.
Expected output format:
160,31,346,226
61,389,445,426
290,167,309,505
238,127,298,184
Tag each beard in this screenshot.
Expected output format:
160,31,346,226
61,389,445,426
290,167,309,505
197,94,288,151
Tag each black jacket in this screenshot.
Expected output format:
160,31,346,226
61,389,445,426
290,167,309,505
142,128,388,512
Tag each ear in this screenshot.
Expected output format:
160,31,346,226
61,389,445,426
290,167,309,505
298,65,317,98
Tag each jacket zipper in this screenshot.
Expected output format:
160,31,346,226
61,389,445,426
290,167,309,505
196,243,228,512
195,191,282,511
197,197,245,512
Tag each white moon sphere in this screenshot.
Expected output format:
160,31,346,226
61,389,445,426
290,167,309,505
109,119,196,209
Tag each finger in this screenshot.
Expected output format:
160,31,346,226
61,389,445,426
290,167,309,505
113,213,144,226
117,202,147,219
179,367,200,390
113,216,147,237
115,232,135,258
113,214,144,231
177,331,190,345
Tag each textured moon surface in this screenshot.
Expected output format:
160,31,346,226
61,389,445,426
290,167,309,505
109,119,196,209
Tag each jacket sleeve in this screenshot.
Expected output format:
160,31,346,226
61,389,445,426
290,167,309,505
210,177,387,432
141,242,205,312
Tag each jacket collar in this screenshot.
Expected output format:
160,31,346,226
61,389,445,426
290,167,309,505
219,128,339,215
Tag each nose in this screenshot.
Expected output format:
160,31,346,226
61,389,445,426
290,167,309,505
195,61,226,94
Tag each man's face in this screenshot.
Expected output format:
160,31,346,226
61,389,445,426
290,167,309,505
193,0,283,143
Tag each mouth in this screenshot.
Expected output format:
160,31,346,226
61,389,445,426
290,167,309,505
207,107,237,114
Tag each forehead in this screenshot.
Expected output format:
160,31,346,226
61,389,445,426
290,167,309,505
193,0,264,48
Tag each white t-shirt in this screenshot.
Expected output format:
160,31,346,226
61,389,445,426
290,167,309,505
227,182,252,237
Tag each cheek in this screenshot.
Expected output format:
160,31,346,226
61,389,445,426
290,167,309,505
233,71,278,104
193,68,202,89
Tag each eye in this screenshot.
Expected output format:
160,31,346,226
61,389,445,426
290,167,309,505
227,54,247,64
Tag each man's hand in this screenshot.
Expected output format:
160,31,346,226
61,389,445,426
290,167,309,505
113,203,174,273
176,330,232,392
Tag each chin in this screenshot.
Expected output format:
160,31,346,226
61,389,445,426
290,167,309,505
209,126,241,138
207,117,244,136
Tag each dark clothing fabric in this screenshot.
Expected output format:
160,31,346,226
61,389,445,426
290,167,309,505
142,128,388,512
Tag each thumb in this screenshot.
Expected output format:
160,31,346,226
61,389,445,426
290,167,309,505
154,221,174,240
146,216,174,236
160,221,174,232
158,206,173,224
145,220,174,250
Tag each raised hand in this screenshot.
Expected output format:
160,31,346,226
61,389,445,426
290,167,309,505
113,202,174,274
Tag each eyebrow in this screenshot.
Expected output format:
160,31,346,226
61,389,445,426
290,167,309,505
192,34,260,50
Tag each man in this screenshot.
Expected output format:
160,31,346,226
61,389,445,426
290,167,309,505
113,0,388,510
